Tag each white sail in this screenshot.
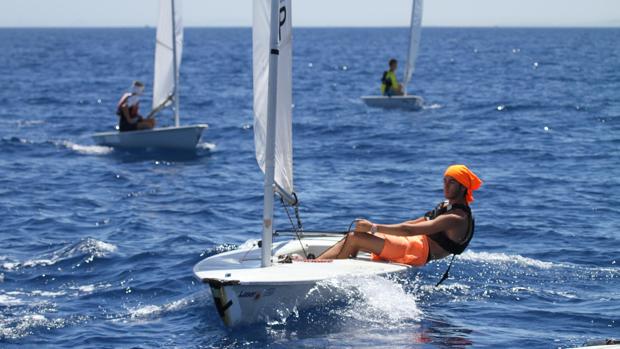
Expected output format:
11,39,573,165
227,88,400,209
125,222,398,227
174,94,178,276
253,0,294,197
402,0,423,94
152,0,183,116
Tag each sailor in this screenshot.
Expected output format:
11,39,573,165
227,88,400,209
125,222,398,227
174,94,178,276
318,165,482,267
116,81,156,132
380,58,404,96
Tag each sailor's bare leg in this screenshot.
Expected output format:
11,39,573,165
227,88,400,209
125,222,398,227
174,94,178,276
137,118,156,130
319,232,385,260
317,237,347,259
336,232,385,259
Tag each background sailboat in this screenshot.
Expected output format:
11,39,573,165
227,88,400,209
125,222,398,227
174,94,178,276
361,0,424,110
193,0,409,327
92,0,207,150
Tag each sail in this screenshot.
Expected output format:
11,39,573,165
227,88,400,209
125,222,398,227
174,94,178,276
152,0,183,111
402,0,423,92
253,0,294,196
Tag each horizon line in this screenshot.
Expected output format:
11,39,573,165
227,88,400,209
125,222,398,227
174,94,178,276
1,24,619,29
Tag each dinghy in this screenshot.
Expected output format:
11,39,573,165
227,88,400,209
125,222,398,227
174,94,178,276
361,0,424,110
91,125,205,150
193,0,410,327
92,0,207,150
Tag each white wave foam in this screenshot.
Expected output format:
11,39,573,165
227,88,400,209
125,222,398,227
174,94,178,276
1,288,73,304
126,296,196,321
1,262,18,271
461,251,620,279
78,285,96,293
2,259,54,271
0,287,78,340
201,243,238,257
316,275,421,325
504,286,579,300
460,250,556,269
0,294,23,306
73,238,117,257
69,282,112,294
197,142,216,151
1,238,118,271
549,290,578,299
129,305,161,318
423,103,443,110
421,281,471,294
22,259,55,269
0,314,66,340
17,120,45,127
30,290,66,298
59,140,113,155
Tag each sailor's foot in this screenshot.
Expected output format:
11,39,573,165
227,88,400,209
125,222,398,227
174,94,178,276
277,253,306,263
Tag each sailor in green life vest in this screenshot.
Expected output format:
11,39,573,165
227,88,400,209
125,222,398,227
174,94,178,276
381,58,404,96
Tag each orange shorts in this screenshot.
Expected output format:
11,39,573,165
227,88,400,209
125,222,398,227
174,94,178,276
371,234,430,266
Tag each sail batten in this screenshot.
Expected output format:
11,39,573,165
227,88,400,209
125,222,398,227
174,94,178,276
253,0,294,199
153,0,183,113
402,0,423,94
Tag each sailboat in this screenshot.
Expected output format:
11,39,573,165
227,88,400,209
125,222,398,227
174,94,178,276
193,0,410,327
361,0,424,110
92,0,207,150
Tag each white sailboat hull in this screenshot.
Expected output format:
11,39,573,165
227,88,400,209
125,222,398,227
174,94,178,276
92,124,207,150
193,234,409,326
205,279,330,327
361,95,424,110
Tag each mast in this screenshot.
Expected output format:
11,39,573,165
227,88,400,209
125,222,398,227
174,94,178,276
171,0,180,127
261,0,281,268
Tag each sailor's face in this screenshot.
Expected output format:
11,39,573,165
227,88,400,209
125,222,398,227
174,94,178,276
132,85,145,95
390,62,398,70
443,176,464,199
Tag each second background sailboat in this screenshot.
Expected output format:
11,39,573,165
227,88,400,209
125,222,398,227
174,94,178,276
361,0,425,110
93,0,207,150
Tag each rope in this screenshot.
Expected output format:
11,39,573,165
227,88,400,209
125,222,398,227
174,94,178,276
294,205,303,230
240,240,258,262
348,219,363,233
280,196,308,258
435,254,456,287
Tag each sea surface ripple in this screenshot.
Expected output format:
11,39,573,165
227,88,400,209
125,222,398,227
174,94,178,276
0,27,618,348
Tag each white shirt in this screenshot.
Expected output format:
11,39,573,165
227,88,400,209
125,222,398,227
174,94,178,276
126,94,140,108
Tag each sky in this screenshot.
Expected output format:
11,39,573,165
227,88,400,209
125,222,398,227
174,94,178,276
0,0,619,28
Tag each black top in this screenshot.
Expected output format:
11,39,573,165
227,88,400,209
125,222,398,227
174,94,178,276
116,94,141,132
424,201,475,255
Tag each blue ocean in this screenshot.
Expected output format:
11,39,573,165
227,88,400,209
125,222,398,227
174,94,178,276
0,27,618,348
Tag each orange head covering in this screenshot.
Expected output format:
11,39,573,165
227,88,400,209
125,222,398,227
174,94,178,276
444,165,483,203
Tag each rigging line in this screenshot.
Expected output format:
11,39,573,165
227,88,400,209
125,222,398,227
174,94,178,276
239,240,258,262
348,219,363,233
281,197,308,258
435,254,456,287
146,94,174,119
293,205,303,231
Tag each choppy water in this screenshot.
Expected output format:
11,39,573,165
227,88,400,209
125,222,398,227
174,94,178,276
0,27,619,348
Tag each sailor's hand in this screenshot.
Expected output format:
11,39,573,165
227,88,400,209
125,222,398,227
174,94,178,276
354,219,373,233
